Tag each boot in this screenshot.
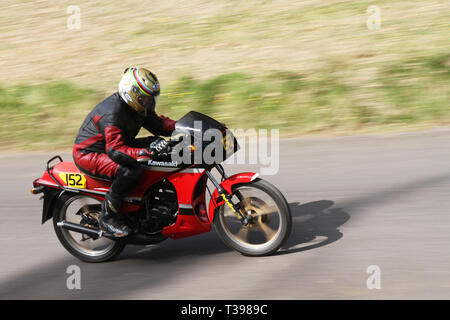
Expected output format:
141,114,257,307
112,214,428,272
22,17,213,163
98,165,142,237
98,194,131,237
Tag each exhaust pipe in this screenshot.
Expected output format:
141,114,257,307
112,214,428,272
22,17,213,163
57,221,104,239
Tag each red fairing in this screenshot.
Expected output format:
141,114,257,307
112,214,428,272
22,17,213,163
159,115,176,132
127,169,174,198
208,172,258,222
104,126,142,159
163,215,210,239
167,170,203,204
162,170,211,239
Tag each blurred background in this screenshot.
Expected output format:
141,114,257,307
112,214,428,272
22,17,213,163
0,0,448,150
1,1,450,300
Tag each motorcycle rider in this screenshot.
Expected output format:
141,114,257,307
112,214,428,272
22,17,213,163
73,67,176,237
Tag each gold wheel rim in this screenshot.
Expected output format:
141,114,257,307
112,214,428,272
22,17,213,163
221,193,281,248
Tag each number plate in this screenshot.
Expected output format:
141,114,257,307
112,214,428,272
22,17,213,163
59,173,87,188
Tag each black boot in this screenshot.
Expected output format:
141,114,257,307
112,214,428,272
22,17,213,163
98,194,131,237
98,165,142,237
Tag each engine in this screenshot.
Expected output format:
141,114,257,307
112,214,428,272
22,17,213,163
140,180,178,234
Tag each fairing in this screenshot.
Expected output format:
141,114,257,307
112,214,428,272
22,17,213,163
207,172,259,222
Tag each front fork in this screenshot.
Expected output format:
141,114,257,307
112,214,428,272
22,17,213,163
205,165,249,226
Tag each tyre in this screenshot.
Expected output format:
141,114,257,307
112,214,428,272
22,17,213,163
214,178,292,256
52,193,126,263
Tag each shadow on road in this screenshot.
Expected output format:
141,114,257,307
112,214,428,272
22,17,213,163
280,201,350,255
122,200,350,260
0,201,349,299
123,200,350,260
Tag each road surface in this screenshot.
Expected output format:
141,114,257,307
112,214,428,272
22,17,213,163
1,129,450,299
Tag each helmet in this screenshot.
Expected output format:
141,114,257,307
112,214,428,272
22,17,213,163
118,67,160,116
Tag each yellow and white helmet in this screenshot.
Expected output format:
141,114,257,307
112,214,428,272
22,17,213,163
118,67,160,116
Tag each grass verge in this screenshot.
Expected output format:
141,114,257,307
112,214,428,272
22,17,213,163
1,53,449,151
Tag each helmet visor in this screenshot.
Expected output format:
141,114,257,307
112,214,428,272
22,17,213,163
139,94,158,113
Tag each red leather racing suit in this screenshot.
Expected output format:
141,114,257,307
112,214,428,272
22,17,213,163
73,92,175,180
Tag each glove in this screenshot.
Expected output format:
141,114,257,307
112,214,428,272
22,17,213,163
136,138,169,163
149,137,169,155
137,148,153,163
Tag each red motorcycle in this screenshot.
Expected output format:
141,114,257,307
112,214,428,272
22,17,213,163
31,111,292,262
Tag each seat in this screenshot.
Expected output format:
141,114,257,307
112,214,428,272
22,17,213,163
52,161,111,189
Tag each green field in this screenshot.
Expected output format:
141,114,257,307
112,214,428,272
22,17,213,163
0,1,449,150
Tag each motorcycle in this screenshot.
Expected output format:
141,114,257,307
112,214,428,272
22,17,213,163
31,111,292,262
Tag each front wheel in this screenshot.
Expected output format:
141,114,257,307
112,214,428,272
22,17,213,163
214,178,292,256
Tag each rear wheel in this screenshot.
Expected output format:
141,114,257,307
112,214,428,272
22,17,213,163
214,178,292,256
53,193,126,263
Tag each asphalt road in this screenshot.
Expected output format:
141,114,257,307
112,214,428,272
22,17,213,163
1,129,450,299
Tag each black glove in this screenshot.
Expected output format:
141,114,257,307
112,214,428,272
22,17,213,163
137,138,170,163
149,137,169,155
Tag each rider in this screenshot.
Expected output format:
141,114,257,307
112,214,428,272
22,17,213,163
73,67,176,237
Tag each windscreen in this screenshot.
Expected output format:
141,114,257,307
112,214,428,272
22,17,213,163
174,111,239,163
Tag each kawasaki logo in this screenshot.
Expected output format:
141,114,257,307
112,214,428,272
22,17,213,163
148,160,178,167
